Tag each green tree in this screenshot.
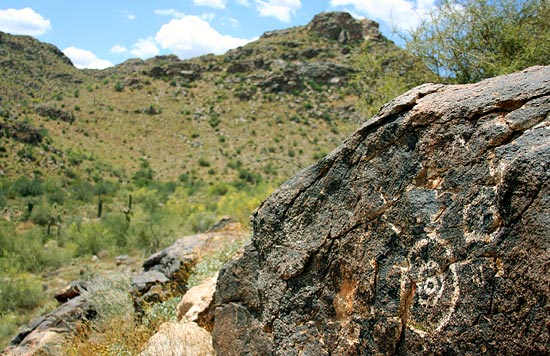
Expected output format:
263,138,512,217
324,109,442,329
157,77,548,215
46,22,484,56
352,41,438,117
405,0,550,83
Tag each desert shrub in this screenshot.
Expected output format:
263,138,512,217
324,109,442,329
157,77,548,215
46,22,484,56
81,272,133,325
70,180,94,202
0,274,43,313
352,40,437,117
198,158,210,167
0,221,15,258
143,295,182,330
133,158,155,187
101,213,129,248
9,177,43,197
68,221,111,256
208,112,220,128
114,81,124,92
29,202,52,226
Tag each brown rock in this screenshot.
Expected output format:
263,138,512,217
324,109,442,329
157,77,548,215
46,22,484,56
212,66,550,355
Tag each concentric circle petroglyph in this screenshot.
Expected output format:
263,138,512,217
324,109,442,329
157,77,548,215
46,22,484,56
404,233,460,334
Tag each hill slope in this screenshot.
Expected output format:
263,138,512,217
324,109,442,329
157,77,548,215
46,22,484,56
1,12,418,185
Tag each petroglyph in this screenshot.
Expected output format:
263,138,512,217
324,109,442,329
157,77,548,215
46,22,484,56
404,233,460,334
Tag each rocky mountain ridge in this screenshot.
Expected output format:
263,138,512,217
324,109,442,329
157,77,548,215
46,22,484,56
0,12,410,184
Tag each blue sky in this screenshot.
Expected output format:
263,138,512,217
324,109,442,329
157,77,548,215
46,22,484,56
0,0,437,69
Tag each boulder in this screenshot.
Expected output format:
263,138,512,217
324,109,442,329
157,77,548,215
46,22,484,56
139,322,214,356
296,62,354,85
177,275,217,322
212,66,550,355
132,220,249,306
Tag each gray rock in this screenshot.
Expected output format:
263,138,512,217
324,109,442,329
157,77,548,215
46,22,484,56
212,66,550,355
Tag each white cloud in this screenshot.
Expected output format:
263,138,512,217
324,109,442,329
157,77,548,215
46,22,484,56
330,0,436,30
0,7,51,36
254,0,301,22
126,14,136,20
130,37,160,58
62,47,113,69
194,0,227,9
110,45,127,54
227,17,240,27
202,13,217,22
235,0,250,5
155,9,186,18
155,15,253,59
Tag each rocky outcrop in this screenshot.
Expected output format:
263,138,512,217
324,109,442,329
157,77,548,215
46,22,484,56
307,12,382,43
4,296,94,356
35,105,75,123
212,66,550,355
132,219,248,306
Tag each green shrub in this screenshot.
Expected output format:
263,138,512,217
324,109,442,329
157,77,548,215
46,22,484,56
81,272,133,326
0,274,43,314
70,180,94,202
29,202,52,226
9,177,43,197
188,236,249,287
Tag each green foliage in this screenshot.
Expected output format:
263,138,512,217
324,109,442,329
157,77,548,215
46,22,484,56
81,272,133,326
133,158,155,187
405,0,550,83
114,81,124,92
9,177,43,198
352,41,438,117
208,112,221,128
70,180,94,202
0,274,43,314
29,202,52,226
143,296,182,329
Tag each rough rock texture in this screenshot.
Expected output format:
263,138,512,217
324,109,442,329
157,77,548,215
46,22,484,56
212,66,550,355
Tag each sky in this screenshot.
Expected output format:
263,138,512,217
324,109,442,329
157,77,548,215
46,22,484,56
0,0,437,69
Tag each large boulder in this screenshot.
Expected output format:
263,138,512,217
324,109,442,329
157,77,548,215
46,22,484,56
212,66,550,355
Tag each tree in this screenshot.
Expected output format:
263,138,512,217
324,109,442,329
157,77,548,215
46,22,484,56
405,0,550,83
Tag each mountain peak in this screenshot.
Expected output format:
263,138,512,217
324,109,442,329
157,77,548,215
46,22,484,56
307,11,382,43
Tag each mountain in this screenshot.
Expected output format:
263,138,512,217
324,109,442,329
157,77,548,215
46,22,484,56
0,12,415,185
